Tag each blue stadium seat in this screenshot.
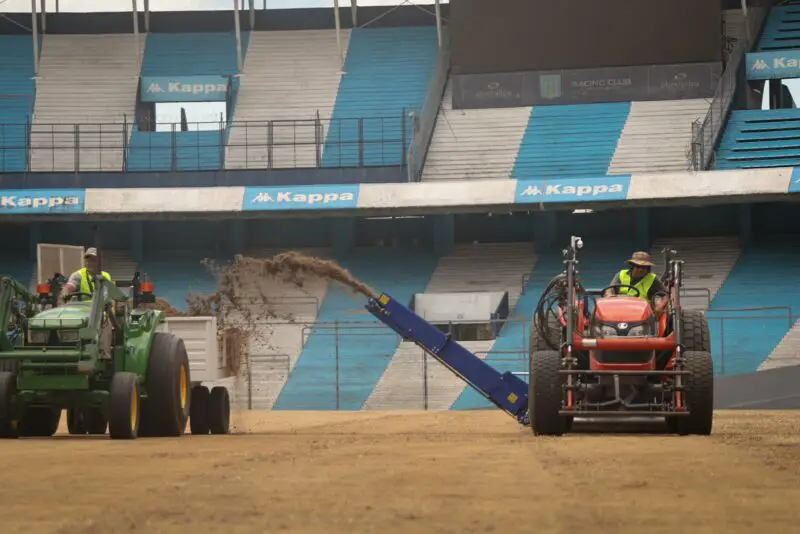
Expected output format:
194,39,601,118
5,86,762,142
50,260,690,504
715,109,800,169
0,36,38,173
126,32,250,172
273,247,437,410
139,252,220,312
0,253,33,290
512,103,631,179
453,240,634,409
322,27,438,168
756,4,800,51
708,240,800,375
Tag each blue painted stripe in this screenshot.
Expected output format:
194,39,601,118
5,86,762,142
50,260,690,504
0,35,40,172
274,248,437,410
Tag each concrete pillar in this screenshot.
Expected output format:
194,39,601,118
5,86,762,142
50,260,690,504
130,221,143,265
333,217,355,258
433,214,454,256
533,211,556,252
738,203,753,247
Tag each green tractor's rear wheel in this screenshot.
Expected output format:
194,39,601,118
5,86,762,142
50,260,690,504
108,372,140,440
19,407,60,437
208,386,231,435
189,386,210,435
0,371,18,439
139,333,191,438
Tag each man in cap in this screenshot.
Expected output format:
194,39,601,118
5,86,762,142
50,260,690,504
604,251,668,314
60,247,113,303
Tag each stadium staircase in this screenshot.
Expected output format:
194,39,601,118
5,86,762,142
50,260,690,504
0,35,38,173
421,81,532,181
139,250,219,313
648,236,741,311
322,27,438,168
29,34,144,172
126,32,249,172
759,319,800,371
608,99,710,174
709,239,800,375
233,247,331,410
452,239,635,409
273,246,437,410
512,103,630,179
364,242,536,410
226,30,349,170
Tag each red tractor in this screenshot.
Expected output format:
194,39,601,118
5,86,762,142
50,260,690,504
528,236,714,436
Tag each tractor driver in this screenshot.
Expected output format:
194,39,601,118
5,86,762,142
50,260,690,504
604,251,668,315
59,248,113,304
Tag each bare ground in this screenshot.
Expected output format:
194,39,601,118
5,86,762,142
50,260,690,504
0,410,799,534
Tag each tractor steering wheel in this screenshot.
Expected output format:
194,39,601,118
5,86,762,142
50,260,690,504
63,292,93,303
601,284,641,298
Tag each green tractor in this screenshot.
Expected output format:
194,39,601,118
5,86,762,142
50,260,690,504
0,270,191,440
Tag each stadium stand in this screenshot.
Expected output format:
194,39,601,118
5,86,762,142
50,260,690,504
715,108,800,169
29,34,144,172
138,250,219,313
364,242,536,409
422,81,532,181
753,3,800,51
273,247,437,410
607,100,710,174
708,239,800,375
0,35,38,173
759,319,800,371
322,27,439,168
226,30,350,170
127,31,250,172
511,103,631,179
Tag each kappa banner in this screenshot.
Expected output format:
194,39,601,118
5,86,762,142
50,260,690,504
141,75,230,103
243,185,360,211
514,176,631,204
746,50,800,80
0,189,85,214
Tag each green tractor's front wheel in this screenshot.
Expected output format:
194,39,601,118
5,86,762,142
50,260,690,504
108,372,141,440
139,333,191,437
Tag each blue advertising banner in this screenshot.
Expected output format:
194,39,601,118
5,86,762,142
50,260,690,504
140,75,229,102
790,168,800,194
746,50,800,80
515,176,631,204
243,185,360,211
0,189,85,214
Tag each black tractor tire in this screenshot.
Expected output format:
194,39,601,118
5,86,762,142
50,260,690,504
139,333,191,438
669,350,714,436
0,371,18,439
85,408,108,435
108,372,140,440
529,349,568,436
189,386,210,435
19,407,61,437
208,386,231,435
680,310,710,353
66,408,87,435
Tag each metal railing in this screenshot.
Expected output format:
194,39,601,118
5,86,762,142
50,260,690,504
0,113,413,173
689,7,770,170
231,307,796,410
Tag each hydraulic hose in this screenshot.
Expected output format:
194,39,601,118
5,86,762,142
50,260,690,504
533,273,570,351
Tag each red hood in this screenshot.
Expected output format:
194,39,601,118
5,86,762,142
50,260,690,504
594,296,653,323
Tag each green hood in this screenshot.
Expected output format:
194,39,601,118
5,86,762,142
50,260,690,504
29,303,92,330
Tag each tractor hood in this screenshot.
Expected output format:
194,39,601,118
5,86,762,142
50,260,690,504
29,303,92,330
594,296,653,324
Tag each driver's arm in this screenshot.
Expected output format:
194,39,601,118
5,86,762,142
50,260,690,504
650,277,669,313
603,273,621,297
59,271,82,302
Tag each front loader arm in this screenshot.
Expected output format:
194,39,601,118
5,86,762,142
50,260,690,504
0,277,37,352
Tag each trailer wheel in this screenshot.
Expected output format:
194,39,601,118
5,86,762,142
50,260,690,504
108,372,140,440
208,386,231,435
530,350,567,436
140,333,191,437
190,386,210,435
66,408,86,435
0,372,18,439
669,350,714,436
19,407,61,437
85,409,108,435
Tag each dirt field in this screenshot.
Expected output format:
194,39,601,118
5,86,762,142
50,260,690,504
0,410,799,534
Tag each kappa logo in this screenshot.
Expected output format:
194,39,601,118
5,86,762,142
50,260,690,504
147,83,164,93
251,190,356,206
751,58,770,71
0,194,82,210
147,81,228,95
520,183,625,198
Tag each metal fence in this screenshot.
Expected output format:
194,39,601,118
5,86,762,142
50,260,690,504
0,113,412,173
235,308,796,410
689,7,769,171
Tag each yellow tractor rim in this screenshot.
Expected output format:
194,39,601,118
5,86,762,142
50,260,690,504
130,387,138,431
180,364,188,410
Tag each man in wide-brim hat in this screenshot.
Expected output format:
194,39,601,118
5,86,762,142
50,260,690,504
604,251,669,314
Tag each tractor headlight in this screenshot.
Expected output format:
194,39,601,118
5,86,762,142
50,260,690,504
57,330,80,343
597,325,618,337
28,330,49,344
628,325,646,337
